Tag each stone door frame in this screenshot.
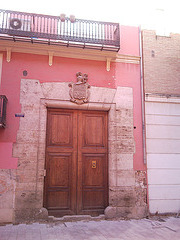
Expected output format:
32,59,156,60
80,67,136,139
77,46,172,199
13,79,139,221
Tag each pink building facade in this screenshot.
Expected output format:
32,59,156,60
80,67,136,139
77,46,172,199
0,9,147,223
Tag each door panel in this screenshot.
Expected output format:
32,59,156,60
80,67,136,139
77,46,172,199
48,112,73,147
48,191,69,209
83,114,106,147
48,154,70,187
44,109,108,216
45,109,77,216
83,191,105,209
82,154,105,187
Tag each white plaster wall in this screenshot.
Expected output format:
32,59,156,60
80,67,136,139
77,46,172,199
146,97,180,214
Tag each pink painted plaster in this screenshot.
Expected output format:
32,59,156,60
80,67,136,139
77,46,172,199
0,25,145,170
0,142,18,169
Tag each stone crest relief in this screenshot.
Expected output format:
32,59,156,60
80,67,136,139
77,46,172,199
69,72,91,104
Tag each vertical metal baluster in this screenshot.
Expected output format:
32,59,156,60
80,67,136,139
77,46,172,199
49,17,51,35
42,16,43,33
59,18,61,37
35,16,38,33
63,19,65,37
85,21,87,39
82,21,84,39
48,17,50,35
98,22,100,41
18,14,21,30
89,22,91,40
31,15,34,33
73,20,76,38
6,12,9,29
31,15,33,32
46,17,48,35
51,17,53,35
4,13,7,28
86,22,89,39
2,11,5,29
43,16,45,34
79,21,81,39
86,21,88,40
68,18,70,37
52,18,53,35
105,23,107,42
39,16,42,34
104,23,106,43
69,19,71,39
61,19,63,37
67,19,69,38
52,17,54,35
92,22,93,40
110,25,113,42
36,15,38,33
113,25,115,41
85,21,87,40
28,15,30,32
95,22,96,41
7,12,9,29
98,22,99,41
29,15,31,32
108,24,110,42
101,23,104,42
23,14,24,31
6,11,8,29
53,17,55,36
113,25,115,42
25,14,27,31
76,20,78,39
73,21,76,39
20,14,22,31
1,11,3,29
84,21,86,39
86,21,88,39
24,14,26,31
50,17,52,35
72,20,74,39
42,16,44,34
53,18,55,35
66,19,67,38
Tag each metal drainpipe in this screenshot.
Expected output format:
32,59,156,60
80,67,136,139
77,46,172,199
139,26,146,164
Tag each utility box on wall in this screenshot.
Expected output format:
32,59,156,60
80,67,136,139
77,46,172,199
0,95,8,128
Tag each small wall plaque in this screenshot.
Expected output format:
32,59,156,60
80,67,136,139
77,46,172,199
15,113,25,117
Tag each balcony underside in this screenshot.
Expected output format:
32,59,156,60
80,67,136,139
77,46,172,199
0,34,120,52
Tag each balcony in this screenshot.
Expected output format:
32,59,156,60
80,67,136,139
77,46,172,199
0,95,8,128
0,9,120,52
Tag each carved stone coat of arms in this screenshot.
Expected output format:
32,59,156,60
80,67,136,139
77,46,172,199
69,72,91,105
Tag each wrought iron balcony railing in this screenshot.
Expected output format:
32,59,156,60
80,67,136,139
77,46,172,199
0,9,120,51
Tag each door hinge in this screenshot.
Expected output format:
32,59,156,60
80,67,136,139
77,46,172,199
44,169,47,177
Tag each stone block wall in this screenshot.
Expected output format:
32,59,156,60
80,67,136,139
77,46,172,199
11,79,147,222
0,170,16,222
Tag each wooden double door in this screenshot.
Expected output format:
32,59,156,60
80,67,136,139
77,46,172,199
44,108,108,216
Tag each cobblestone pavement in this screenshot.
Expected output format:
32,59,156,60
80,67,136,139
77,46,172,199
0,217,180,240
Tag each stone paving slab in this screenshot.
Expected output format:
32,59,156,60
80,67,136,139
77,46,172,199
0,217,180,240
